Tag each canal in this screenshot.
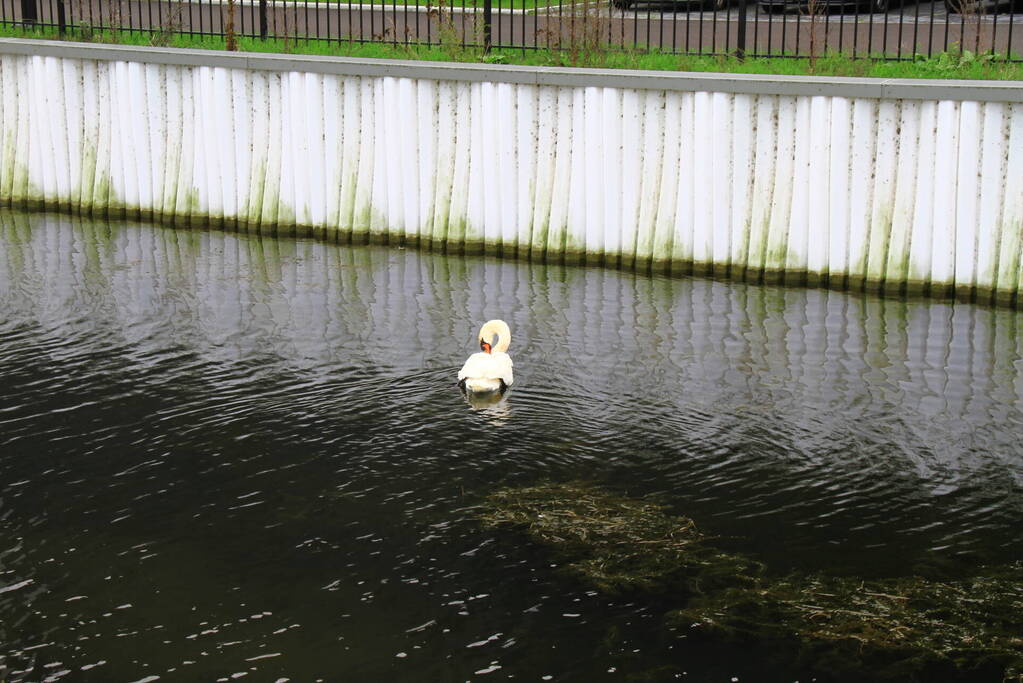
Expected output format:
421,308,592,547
0,211,1021,681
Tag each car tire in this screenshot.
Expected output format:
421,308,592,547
704,0,729,9
872,0,889,11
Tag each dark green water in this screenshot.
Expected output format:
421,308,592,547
0,211,1021,682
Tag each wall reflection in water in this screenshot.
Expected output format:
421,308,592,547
3,211,1023,426
2,210,1022,564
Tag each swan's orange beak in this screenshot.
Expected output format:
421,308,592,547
480,341,492,354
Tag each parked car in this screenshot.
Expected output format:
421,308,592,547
758,0,905,13
612,0,748,11
944,0,1021,12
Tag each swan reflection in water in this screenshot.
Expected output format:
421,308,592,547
460,384,512,424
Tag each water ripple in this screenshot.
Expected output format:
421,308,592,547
0,212,1022,681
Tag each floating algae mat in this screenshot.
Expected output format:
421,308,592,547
479,483,1023,681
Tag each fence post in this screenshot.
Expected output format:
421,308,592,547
226,0,237,48
259,0,268,38
735,0,748,60
57,0,66,34
20,0,37,24
482,0,492,53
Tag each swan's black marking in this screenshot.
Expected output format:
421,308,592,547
457,379,509,395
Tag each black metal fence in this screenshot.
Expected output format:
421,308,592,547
2,0,1021,59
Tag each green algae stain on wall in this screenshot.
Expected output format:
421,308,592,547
766,241,789,274
906,261,932,296
274,201,297,232
89,170,120,217
181,187,203,220
995,216,1022,305
352,204,373,237
1,127,18,202
865,206,894,287
245,160,269,228
8,161,42,209
78,141,99,212
337,171,359,238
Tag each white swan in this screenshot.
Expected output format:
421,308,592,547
458,319,514,393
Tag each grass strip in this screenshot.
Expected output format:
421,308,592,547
2,24,1022,79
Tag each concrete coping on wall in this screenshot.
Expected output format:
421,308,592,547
2,37,1022,102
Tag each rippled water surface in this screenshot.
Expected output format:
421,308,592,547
1,211,1022,682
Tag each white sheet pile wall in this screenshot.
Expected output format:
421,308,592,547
1,42,1022,301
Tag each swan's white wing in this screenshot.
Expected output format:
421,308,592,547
458,352,489,381
493,352,513,386
458,352,514,387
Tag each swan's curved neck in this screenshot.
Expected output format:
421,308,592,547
479,320,511,354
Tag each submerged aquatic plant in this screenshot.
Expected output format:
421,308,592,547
478,482,760,595
674,567,1023,680
479,482,1023,681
